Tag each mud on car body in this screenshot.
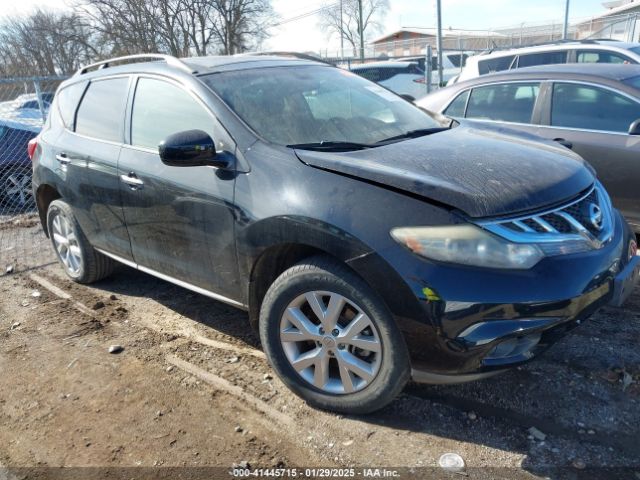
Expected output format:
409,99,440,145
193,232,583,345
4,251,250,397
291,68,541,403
30,53,640,413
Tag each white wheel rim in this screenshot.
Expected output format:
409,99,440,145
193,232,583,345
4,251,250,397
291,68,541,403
4,172,32,206
280,291,382,395
51,211,82,275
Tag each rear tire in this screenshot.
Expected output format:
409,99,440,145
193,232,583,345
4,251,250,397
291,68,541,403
259,255,410,414
46,199,114,284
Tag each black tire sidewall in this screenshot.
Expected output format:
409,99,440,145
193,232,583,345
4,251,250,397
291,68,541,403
260,259,410,414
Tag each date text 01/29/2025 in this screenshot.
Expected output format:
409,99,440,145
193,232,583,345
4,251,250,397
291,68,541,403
231,467,401,477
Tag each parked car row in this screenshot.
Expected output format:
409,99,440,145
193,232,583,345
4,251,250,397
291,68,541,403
417,64,640,233
31,53,640,415
453,39,640,84
348,51,472,100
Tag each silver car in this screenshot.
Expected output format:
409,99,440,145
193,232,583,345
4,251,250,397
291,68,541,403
417,64,640,233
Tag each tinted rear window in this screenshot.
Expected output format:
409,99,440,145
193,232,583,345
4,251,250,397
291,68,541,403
56,82,87,129
517,51,567,68
478,55,515,75
75,78,129,142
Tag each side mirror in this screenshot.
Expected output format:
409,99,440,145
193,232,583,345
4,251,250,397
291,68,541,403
629,119,640,135
159,129,230,168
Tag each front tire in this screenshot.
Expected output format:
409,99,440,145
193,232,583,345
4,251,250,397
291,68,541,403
47,199,114,284
259,255,410,414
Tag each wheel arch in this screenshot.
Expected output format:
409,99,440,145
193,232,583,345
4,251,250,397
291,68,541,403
240,215,422,331
35,183,61,236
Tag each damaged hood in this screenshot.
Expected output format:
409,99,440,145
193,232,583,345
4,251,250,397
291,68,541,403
294,125,595,218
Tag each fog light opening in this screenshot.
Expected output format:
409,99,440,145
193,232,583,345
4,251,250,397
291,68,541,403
484,333,542,362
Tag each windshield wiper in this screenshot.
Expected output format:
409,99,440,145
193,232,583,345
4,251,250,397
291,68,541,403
287,141,373,152
375,127,449,145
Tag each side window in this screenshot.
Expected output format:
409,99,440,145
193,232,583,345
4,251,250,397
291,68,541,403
466,83,540,123
56,81,87,129
444,90,469,117
377,68,400,82
447,53,468,68
551,83,640,133
131,78,217,150
75,78,129,142
576,50,633,64
517,51,568,68
478,55,516,75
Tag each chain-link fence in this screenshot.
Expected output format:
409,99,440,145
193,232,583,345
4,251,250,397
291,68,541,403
0,76,67,274
321,11,640,61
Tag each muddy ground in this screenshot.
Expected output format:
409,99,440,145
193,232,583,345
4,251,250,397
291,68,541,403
1,221,639,479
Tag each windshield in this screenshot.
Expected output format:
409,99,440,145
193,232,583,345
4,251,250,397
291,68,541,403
202,65,442,147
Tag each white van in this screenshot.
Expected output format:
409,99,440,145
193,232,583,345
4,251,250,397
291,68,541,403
455,40,640,83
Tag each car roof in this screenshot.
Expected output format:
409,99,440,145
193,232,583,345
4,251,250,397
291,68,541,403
478,63,640,82
68,53,331,84
181,54,327,72
350,61,417,69
473,40,640,59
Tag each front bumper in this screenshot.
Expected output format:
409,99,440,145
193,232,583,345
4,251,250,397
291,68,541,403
354,210,638,379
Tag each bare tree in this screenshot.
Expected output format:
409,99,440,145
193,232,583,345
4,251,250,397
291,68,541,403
319,0,389,55
0,9,97,76
210,0,276,54
0,0,277,77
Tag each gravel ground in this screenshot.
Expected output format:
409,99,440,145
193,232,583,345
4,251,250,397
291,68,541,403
1,219,639,480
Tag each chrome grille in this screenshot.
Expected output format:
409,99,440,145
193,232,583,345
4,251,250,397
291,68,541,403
480,183,614,255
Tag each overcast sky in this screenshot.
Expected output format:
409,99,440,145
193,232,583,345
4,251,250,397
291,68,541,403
0,0,614,54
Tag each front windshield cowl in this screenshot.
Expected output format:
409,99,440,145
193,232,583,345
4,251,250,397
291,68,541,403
202,65,445,147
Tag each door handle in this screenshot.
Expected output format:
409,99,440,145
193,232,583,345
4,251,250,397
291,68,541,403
55,153,70,164
120,173,144,189
553,138,573,150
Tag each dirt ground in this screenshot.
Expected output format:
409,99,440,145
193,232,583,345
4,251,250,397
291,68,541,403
1,221,639,479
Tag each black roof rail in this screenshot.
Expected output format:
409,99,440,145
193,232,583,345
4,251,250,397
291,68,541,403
584,38,622,42
242,51,335,66
75,54,196,76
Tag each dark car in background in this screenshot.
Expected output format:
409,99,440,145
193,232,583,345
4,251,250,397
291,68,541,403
31,54,639,414
417,64,640,233
0,93,53,210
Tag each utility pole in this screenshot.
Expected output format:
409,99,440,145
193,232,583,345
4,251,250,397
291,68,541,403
562,0,570,39
340,0,344,58
436,0,443,86
358,0,365,60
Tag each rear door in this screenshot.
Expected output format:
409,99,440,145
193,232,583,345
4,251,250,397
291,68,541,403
535,82,640,229
51,76,133,260
118,75,239,296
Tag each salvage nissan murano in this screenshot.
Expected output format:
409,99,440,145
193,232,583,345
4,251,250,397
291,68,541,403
30,53,639,413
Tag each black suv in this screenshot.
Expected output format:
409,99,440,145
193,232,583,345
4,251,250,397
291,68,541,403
31,54,639,414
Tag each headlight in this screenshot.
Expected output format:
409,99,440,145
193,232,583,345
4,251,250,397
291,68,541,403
390,224,544,269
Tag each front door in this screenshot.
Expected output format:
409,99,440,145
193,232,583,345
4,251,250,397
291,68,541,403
118,76,240,297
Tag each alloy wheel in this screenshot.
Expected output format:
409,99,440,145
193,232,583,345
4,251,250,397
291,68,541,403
279,291,382,394
3,172,32,209
51,211,82,275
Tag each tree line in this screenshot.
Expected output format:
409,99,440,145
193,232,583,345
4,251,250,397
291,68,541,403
0,0,275,77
